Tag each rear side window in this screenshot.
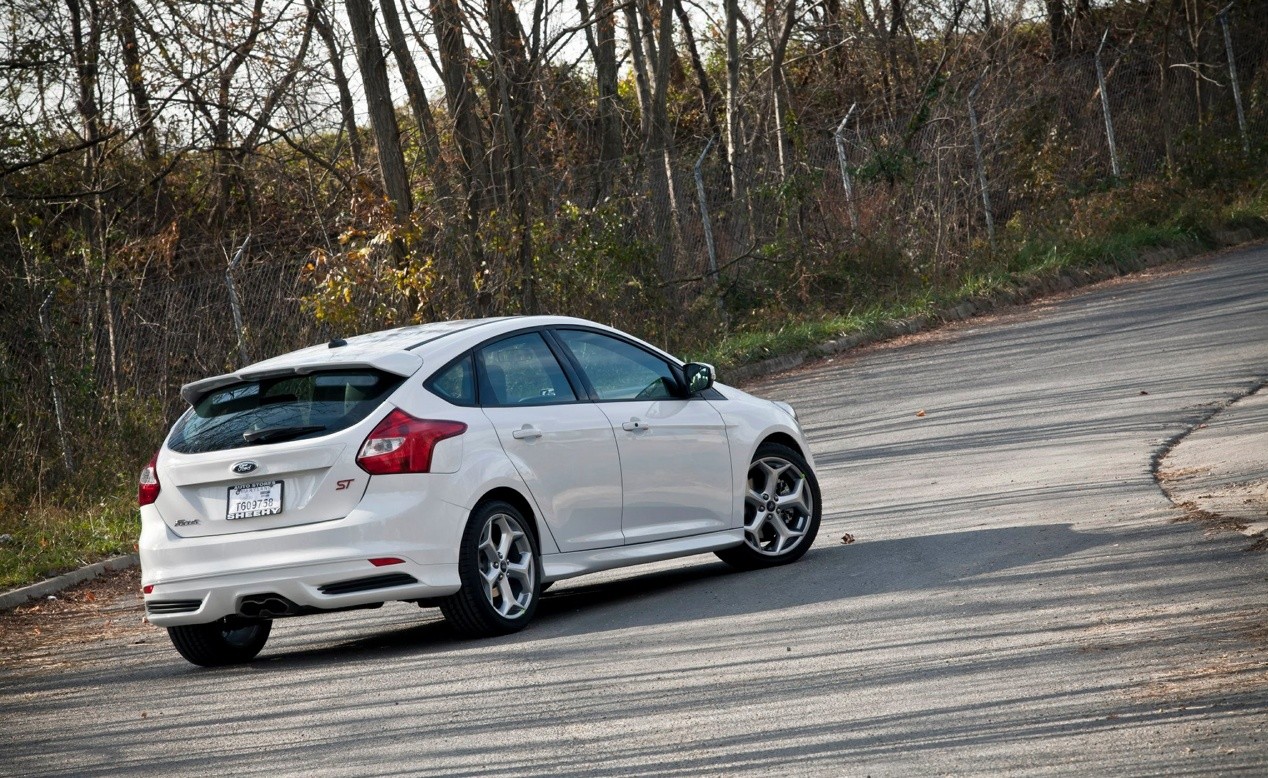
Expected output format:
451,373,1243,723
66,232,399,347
427,355,476,406
477,333,577,406
169,370,404,454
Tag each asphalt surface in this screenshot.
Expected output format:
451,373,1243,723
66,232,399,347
3,245,1268,776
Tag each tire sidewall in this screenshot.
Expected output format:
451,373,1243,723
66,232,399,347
459,500,541,630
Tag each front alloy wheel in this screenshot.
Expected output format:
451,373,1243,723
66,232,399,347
716,442,821,569
440,500,540,637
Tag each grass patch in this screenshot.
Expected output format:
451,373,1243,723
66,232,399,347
699,183,1265,372
0,493,138,590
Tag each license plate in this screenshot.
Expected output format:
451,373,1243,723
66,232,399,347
226,481,284,520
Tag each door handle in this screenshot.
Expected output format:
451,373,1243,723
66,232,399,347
621,419,649,432
512,425,543,440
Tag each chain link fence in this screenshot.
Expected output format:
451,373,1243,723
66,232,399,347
6,20,1264,486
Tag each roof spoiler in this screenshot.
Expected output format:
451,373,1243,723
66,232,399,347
179,351,423,405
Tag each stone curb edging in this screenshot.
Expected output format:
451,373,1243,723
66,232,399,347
0,554,139,613
727,227,1262,385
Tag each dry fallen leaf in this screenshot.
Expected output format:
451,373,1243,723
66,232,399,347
83,591,96,602
841,533,856,544
915,409,926,417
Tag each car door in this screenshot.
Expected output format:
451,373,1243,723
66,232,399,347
477,331,625,552
552,328,733,545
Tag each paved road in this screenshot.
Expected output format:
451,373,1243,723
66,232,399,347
3,247,1268,776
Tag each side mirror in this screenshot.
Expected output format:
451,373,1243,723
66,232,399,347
683,362,715,395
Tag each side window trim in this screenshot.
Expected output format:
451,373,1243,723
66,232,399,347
541,328,598,401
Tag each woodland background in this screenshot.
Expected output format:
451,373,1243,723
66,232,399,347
1,0,1265,584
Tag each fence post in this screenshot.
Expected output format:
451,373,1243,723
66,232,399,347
1217,4,1249,155
1095,30,1122,178
225,234,252,366
834,103,860,230
694,138,719,281
37,292,75,475
967,78,995,245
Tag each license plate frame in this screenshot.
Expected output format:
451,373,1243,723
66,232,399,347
226,480,284,520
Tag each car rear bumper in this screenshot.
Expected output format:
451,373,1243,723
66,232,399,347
140,478,468,626
140,558,459,626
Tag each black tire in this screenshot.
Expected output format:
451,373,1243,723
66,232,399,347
167,618,271,667
440,500,541,638
715,442,822,570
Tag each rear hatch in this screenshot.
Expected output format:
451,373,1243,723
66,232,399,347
155,368,406,537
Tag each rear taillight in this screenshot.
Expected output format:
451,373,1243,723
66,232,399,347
138,452,161,506
357,409,466,475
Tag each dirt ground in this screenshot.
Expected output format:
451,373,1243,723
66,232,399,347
0,567,159,671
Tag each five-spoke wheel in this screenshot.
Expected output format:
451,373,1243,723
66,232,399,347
716,442,821,569
476,511,536,619
440,500,540,637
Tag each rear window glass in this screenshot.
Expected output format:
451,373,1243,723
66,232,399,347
168,370,403,454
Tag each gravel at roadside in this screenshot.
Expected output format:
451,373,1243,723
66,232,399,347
1158,382,1268,540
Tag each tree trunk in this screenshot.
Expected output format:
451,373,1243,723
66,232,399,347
624,2,654,140
769,0,797,183
114,0,159,163
430,0,491,208
309,0,365,169
725,0,745,201
578,0,622,200
345,0,413,231
674,2,728,173
487,0,536,312
1046,0,1069,59
430,0,492,313
65,0,106,383
644,0,679,282
379,0,454,209
214,0,265,227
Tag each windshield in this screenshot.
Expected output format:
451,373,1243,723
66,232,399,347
168,369,403,454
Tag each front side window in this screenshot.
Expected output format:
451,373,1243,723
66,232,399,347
477,333,577,407
169,370,403,453
555,329,679,401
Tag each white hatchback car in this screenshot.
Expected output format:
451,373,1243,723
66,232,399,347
139,316,821,666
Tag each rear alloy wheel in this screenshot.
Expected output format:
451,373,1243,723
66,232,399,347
167,618,272,667
716,442,821,570
440,500,540,637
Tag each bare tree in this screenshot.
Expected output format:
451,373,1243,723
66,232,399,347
345,0,413,230
113,0,159,163
768,0,797,182
309,0,365,169
725,0,746,200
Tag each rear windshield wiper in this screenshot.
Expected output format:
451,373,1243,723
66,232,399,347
243,425,327,445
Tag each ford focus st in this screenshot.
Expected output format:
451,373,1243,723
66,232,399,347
138,316,821,666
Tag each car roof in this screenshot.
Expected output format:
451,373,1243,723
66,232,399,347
179,316,666,404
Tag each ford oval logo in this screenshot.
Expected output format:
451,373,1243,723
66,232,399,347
231,461,259,475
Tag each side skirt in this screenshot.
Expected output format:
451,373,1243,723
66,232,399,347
541,529,745,583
